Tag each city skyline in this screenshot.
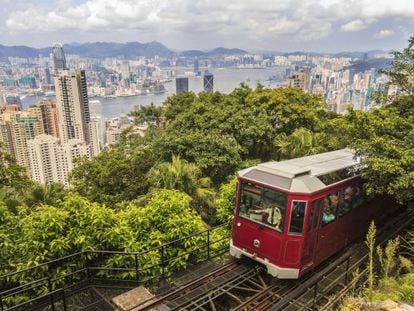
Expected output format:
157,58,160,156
1,0,413,52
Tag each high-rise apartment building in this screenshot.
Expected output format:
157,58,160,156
176,77,189,94
52,43,67,73
28,134,66,185
54,69,91,144
89,116,103,156
27,100,60,138
0,111,43,167
288,72,310,91
203,71,214,92
28,134,90,187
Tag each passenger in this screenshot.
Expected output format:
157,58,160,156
322,196,336,224
265,206,282,229
328,194,339,209
354,185,364,207
342,186,353,212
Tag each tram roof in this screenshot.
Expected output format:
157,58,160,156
239,148,361,193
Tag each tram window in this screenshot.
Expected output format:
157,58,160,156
289,201,306,234
322,192,339,226
353,184,364,208
238,182,287,232
337,190,349,217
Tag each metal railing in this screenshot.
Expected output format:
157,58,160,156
0,222,232,311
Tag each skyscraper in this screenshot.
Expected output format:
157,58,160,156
44,67,52,85
176,77,189,94
54,69,91,144
203,71,214,92
193,58,200,76
52,43,67,73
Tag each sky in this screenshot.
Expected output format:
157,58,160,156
0,0,413,52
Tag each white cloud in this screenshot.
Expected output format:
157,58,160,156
3,0,414,48
340,19,367,32
374,29,395,39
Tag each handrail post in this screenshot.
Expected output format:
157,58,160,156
207,229,211,260
134,254,139,282
61,289,68,311
84,252,90,284
313,281,318,310
47,274,55,311
345,256,351,284
161,246,165,279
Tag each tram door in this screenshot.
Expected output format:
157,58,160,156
302,199,323,269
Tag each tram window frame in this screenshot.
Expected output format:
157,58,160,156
307,202,315,232
289,200,307,235
310,200,322,231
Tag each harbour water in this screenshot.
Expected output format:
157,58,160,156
21,67,285,118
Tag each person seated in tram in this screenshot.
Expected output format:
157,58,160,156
249,199,282,230
322,196,337,224
342,186,354,213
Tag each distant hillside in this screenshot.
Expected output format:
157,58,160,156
0,41,173,59
346,58,392,72
207,47,247,56
0,42,390,60
0,44,41,58
180,47,248,57
334,50,390,59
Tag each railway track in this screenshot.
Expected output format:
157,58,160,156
126,208,414,311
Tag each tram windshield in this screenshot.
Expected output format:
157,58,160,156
238,181,288,232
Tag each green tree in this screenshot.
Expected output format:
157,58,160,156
350,38,414,204
147,155,215,209
0,147,32,190
216,176,238,223
129,103,163,126
70,140,156,205
380,36,414,96
274,128,327,160
23,183,66,209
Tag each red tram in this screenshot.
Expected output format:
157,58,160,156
230,149,395,278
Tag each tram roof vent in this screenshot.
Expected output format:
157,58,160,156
258,163,311,179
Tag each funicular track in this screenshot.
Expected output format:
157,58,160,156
127,208,414,311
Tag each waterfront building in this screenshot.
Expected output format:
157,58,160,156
176,76,189,94
193,58,200,76
203,71,214,92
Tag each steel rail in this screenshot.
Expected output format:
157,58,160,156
128,260,242,311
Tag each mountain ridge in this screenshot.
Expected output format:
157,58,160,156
0,42,390,60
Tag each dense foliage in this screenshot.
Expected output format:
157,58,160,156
0,190,206,275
